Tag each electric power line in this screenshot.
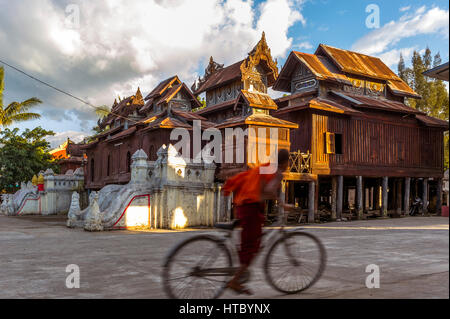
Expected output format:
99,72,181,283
0,59,139,124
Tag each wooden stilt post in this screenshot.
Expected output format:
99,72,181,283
396,179,402,217
374,180,381,210
371,187,375,210
337,176,343,220
308,181,315,223
437,178,443,216
381,176,388,217
331,176,337,221
356,176,363,220
404,177,411,216
289,181,295,204
315,180,319,221
422,178,428,215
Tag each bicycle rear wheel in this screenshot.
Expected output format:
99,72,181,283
162,235,233,299
264,231,326,294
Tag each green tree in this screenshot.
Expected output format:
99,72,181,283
0,67,42,128
397,49,450,171
0,127,60,193
192,96,206,112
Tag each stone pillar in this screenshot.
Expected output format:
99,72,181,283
396,179,402,216
381,176,388,217
337,176,343,220
422,178,429,215
331,177,337,221
130,149,150,184
43,169,56,215
308,181,315,223
404,177,411,216
436,178,443,216
356,176,363,220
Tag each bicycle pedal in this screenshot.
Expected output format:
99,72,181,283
239,270,251,284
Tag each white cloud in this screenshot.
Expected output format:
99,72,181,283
352,6,449,55
46,131,87,148
377,47,416,68
399,6,411,12
293,41,313,50
0,0,307,134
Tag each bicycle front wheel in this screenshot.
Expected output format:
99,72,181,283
162,235,233,299
264,231,326,294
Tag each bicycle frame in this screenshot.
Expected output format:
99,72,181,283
213,196,304,274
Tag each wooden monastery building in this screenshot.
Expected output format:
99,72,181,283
77,33,448,222
49,139,85,174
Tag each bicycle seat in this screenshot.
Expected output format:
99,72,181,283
214,219,240,230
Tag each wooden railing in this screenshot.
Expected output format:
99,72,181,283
289,150,312,174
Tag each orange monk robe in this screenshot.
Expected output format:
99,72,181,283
222,164,276,206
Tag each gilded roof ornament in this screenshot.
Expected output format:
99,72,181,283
132,87,145,106
240,31,279,91
192,57,225,92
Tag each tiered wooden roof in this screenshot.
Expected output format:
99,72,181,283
192,32,279,95
274,44,420,98
274,44,448,130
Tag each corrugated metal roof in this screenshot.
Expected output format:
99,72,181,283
331,91,422,114
107,126,137,142
275,96,362,116
318,44,420,98
195,99,237,115
293,52,350,84
215,113,298,129
245,113,298,128
192,60,243,95
238,90,278,110
415,114,449,129
423,62,449,81
145,76,180,100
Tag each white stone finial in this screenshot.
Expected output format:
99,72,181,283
44,168,54,176
84,192,103,231
157,144,168,157
132,149,148,161
74,168,84,176
67,192,81,228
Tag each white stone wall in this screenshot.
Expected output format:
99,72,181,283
68,145,223,231
0,168,84,216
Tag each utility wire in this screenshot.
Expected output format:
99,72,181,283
0,59,139,124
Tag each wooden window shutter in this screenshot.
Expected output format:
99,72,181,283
324,132,335,154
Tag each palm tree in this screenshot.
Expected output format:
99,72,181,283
94,105,111,119
0,66,42,128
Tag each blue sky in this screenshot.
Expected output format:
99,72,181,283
0,0,448,147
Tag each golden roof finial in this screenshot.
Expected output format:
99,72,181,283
38,174,44,184
134,87,144,106
32,175,38,186
136,87,142,99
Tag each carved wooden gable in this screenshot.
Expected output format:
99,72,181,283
290,63,318,94
240,32,278,94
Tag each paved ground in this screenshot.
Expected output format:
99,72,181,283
0,215,448,299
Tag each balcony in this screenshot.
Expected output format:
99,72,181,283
289,150,312,174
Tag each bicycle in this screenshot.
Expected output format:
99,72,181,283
162,206,327,299
409,197,423,216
